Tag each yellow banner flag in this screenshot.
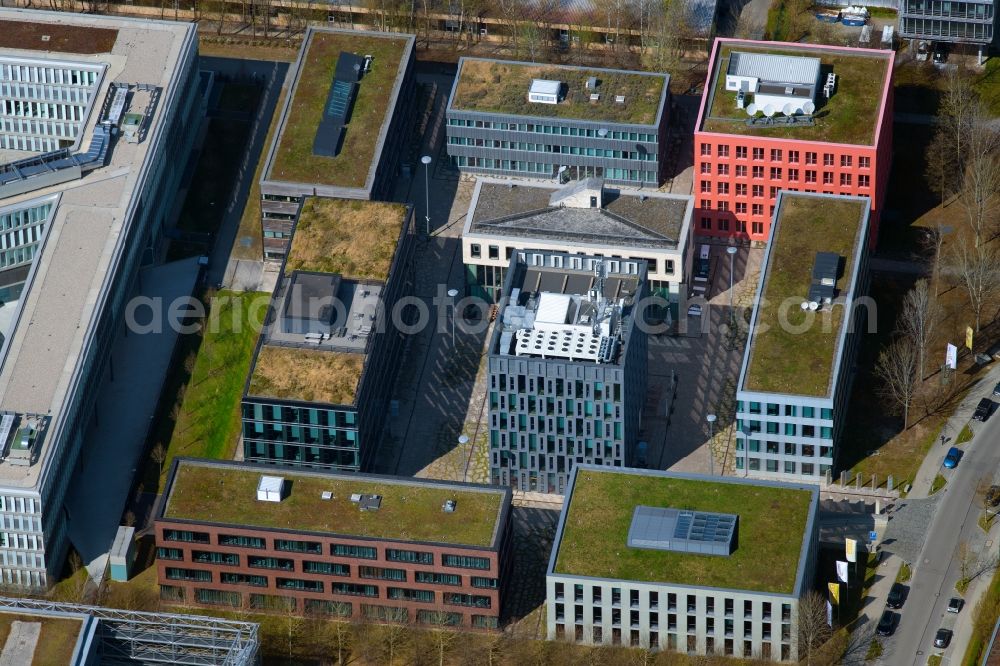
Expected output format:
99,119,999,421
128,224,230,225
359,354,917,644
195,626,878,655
967,326,974,350
846,538,857,563
828,582,840,606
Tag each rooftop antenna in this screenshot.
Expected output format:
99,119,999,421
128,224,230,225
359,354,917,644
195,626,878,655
592,260,610,335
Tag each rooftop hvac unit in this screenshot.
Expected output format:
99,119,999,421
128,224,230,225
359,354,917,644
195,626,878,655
257,476,285,502
442,499,457,513
586,76,599,89
614,95,626,104
590,93,600,102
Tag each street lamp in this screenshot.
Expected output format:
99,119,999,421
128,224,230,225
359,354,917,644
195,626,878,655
706,414,717,476
421,155,432,236
727,246,738,326
447,288,459,347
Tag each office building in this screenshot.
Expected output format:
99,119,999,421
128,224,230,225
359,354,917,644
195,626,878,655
241,197,414,472
0,596,259,665
487,251,648,494
446,58,670,187
462,177,693,318
900,0,994,51
694,39,892,244
258,27,416,261
0,9,205,588
155,458,512,630
735,193,871,481
547,466,819,660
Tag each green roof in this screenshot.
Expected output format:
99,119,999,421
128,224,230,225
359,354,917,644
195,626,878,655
451,58,666,125
743,195,868,396
0,612,83,665
554,470,814,593
248,345,363,405
285,197,408,282
164,461,508,548
269,29,410,188
700,42,890,145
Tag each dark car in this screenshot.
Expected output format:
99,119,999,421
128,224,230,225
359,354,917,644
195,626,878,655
947,597,963,613
933,44,949,63
886,583,906,609
876,610,896,636
993,381,1000,397
935,628,953,648
973,398,995,422
943,446,962,469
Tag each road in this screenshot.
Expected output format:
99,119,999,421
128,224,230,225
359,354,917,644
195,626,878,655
881,389,1000,665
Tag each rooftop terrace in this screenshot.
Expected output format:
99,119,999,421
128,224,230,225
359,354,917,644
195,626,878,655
0,611,84,665
700,40,891,145
163,460,509,547
450,58,667,125
743,194,868,397
285,197,409,282
248,345,364,406
0,20,117,54
552,468,816,593
267,29,412,189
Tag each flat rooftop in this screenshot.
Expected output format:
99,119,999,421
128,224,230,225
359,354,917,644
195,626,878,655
450,58,668,126
265,28,413,189
0,610,85,665
743,194,868,397
0,20,117,54
248,345,364,406
699,40,892,145
285,197,409,282
162,459,510,548
468,179,690,250
0,9,195,487
551,468,817,594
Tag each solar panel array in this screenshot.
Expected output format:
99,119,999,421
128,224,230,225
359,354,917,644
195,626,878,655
313,51,364,158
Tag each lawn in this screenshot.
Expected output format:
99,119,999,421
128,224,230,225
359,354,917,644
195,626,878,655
744,195,867,396
962,566,1000,666
284,198,408,281
973,58,1000,117
0,612,83,665
897,562,912,583
269,31,410,188
931,474,947,494
957,424,974,445
451,59,666,125
161,291,268,480
165,462,507,547
701,42,890,145
249,346,363,406
554,470,815,593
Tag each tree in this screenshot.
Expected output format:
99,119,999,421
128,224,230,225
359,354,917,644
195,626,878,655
958,539,974,585
797,590,833,666
874,337,918,428
924,119,960,204
946,231,999,332
151,442,167,480
424,611,458,665
898,279,939,380
959,139,1000,244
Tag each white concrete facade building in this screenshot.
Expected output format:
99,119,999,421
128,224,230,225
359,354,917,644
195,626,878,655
546,467,820,661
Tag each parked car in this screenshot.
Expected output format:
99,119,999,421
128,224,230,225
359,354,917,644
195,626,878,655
687,304,703,317
947,597,963,613
934,628,953,648
876,611,896,636
943,446,963,469
916,41,930,61
933,43,949,64
994,381,1000,397
886,583,906,609
973,398,995,422
975,352,993,365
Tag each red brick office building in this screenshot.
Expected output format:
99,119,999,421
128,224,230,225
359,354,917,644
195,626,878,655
693,39,894,246
155,459,512,630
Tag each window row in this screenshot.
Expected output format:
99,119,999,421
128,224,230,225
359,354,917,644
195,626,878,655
448,136,655,161
700,171,870,188
553,584,792,622
736,440,833,458
736,457,832,476
737,420,834,439
699,144,871,169
449,118,656,142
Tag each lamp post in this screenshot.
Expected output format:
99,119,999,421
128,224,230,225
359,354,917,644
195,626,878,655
421,155,432,236
706,413,717,476
727,246,738,327
447,288,459,346
458,434,471,480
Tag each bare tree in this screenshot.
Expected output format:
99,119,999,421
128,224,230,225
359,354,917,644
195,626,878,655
874,337,918,428
940,71,977,174
423,611,458,665
648,0,694,72
151,442,167,480
946,231,999,332
898,280,939,380
797,590,833,666
924,128,959,205
958,539,974,585
960,141,1000,244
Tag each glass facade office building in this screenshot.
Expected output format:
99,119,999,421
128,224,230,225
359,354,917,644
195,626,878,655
900,0,994,44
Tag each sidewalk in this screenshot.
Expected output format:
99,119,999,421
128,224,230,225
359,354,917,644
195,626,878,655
949,518,998,663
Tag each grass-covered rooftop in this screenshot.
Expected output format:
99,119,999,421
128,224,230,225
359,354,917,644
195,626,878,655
701,42,890,145
451,58,667,125
0,611,83,665
743,195,867,396
269,29,410,188
164,461,508,547
249,345,364,405
285,197,408,282
554,469,815,593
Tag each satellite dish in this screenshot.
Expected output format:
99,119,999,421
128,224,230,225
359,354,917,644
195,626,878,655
800,301,809,310
808,301,820,311
597,128,608,137
782,103,794,116
763,105,776,117
746,103,758,116
803,100,816,115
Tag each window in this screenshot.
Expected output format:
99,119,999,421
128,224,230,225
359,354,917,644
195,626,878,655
304,561,351,576
166,567,212,582
442,554,490,569
218,534,264,549
445,593,492,608
803,425,816,438
472,577,498,588
332,582,379,597
752,147,764,160
415,571,461,586
331,544,377,559
752,166,764,179
389,587,435,603
700,217,712,230
156,547,183,560
805,152,817,165
700,143,711,156
803,406,815,418
163,530,209,544
701,162,712,174
823,172,834,185
195,589,241,607
717,163,729,175
701,181,712,193
717,182,729,195
386,549,433,564
221,572,268,587
717,144,730,157
736,146,747,159
770,167,782,179
274,539,321,554
718,218,730,230
718,201,729,212
770,186,779,198
806,170,817,183
701,199,712,210
841,173,852,186
488,245,499,260
736,203,747,214
752,185,764,198
306,599,352,617
362,604,408,622
418,609,463,625
473,615,498,629
823,153,834,166
841,155,853,167
736,183,747,196
752,204,764,216
859,174,870,188
859,156,870,168
751,221,763,235
789,150,799,163
192,550,239,566
735,165,747,177
770,149,782,161
248,556,293,570
470,243,481,258
789,168,799,181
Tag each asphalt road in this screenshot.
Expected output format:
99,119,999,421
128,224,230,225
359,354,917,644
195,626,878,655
882,406,1000,665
